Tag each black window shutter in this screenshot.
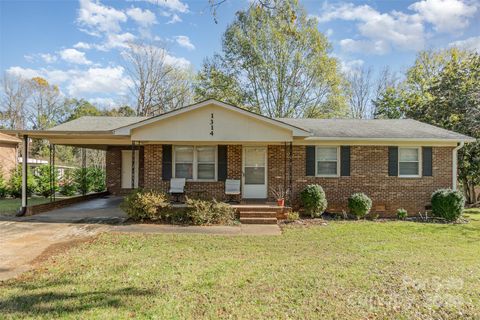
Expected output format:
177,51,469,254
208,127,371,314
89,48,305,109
162,145,172,180
422,147,433,176
340,146,351,176
217,145,228,181
388,146,398,176
306,146,316,176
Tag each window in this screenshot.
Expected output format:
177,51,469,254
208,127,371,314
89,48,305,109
197,146,216,180
399,147,420,177
174,146,193,179
174,146,216,180
316,147,339,176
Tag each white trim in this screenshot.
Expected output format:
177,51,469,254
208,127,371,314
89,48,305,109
173,145,218,182
398,147,422,178
452,142,464,190
304,137,475,143
113,99,310,137
315,146,340,177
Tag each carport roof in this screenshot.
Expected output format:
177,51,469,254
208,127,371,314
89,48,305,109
48,116,149,132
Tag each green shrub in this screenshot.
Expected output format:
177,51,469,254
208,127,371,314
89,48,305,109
348,193,372,219
300,184,328,218
0,172,7,198
186,198,235,225
60,170,76,196
120,190,171,221
286,211,300,221
7,166,37,198
74,167,91,195
34,165,59,198
397,208,408,220
89,167,106,192
431,189,465,222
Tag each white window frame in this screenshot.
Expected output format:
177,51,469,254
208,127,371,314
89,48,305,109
173,145,217,181
315,146,340,177
398,147,422,178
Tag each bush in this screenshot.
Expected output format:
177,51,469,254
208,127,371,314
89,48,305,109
300,184,327,218
397,208,408,220
74,168,91,195
431,189,465,222
0,172,7,198
7,166,37,198
348,193,372,219
121,190,170,221
286,211,300,221
59,170,76,196
89,167,106,192
186,198,235,225
34,165,59,198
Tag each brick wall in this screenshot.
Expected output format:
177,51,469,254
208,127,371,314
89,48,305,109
108,144,242,202
106,146,144,195
107,143,453,216
0,143,18,179
267,145,453,216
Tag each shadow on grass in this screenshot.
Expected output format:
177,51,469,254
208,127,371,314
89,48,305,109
0,286,154,316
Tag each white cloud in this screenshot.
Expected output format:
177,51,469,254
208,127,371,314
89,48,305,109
315,3,425,54
126,7,157,27
88,97,116,107
325,28,333,37
6,65,132,97
166,13,182,24
141,0,188,13
175,35,195,50
163,54,191,68
409,0,477,33
77,0,127,35
338,58,365,74
73,42,92,50
449,36,480,52
40,53,58,63
339,39,389,55
59,48,92,65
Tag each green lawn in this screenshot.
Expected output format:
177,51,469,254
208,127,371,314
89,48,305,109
0,197,51,215
1,212,480,319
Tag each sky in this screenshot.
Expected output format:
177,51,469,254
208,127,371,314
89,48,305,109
1,0,479,108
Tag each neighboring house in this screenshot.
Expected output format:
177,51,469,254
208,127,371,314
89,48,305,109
18,157,76,179
0,132,20,179
1,100,475,216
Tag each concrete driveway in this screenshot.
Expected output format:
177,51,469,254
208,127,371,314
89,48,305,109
0,196,125,281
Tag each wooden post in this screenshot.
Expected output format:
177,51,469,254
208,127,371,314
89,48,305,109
131,141,135,189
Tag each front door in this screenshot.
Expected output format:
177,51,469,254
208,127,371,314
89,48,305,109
242,146,267,199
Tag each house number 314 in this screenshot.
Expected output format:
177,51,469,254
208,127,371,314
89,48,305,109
210,113,214,136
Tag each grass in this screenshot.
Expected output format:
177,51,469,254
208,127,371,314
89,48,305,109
0,197,51,215
1,212,480,319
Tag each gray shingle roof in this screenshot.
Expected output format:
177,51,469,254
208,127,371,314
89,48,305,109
48,116,149,132
276,118,473,140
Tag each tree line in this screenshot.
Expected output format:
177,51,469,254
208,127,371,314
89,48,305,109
1,0,478,204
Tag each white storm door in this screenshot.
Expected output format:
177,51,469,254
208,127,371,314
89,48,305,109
243,147,267,199
121,150,139,188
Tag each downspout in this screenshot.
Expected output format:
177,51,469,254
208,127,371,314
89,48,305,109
17,135,28,216
452,141,464,191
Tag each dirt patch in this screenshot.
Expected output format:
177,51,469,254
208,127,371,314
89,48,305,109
280,218,328,227
30,235,98,267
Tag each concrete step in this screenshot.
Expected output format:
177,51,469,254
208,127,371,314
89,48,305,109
240,211,278,218
235,206,289,213
240,217,278,224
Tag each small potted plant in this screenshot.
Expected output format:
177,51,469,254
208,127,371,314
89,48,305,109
271,185,289,207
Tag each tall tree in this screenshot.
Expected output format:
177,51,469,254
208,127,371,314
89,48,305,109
346,67,373,119
123,41,193,116
65,98,102,121
0,73,30,129
196,0,347,118
372,48,480,203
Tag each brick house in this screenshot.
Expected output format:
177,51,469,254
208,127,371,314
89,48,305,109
3,100,474,216
0,132,20,180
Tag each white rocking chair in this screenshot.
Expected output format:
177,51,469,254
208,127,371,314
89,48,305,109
225,179,241,203
169,178,186,203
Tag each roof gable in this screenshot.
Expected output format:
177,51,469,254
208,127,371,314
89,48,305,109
114,99,310,137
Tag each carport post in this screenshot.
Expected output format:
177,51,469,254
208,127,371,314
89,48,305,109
18,135,28,216
131,141,136,189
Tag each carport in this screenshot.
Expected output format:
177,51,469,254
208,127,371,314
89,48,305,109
0,122,138,217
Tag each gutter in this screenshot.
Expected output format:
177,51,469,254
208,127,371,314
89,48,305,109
452,141,465,191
